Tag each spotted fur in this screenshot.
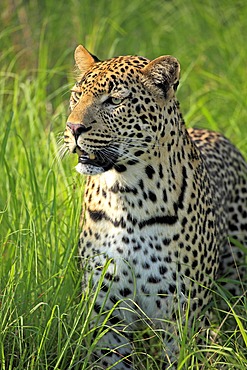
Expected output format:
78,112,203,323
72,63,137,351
64,45,247,369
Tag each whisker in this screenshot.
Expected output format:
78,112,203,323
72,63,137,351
49,144,68,169
111,135,161,149
102,145,149,168
56,144,68,161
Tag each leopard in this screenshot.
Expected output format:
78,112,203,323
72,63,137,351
63,45,247,369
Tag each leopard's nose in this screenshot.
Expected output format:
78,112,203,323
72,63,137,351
66,122,92,140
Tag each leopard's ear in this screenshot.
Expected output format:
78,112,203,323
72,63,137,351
74,45,100,74
141,56,180,99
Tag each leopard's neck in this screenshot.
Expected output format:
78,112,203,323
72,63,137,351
83,110,203,224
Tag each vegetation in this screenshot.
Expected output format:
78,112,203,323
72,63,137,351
0,0,246,368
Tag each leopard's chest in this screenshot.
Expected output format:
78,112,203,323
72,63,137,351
79,161,217,318
80,223,183,319
79,208,215,319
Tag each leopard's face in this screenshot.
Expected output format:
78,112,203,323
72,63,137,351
64,46,180,175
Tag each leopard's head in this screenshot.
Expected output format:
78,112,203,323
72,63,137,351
64,45,180,175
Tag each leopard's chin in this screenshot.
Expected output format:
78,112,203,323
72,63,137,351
75,162,106,175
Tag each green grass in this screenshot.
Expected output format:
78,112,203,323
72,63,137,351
0,0,247,368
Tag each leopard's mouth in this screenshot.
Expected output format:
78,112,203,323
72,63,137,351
78,151,113,168
75,148,117,175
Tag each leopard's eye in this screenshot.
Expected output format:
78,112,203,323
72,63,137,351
108,97,123,105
